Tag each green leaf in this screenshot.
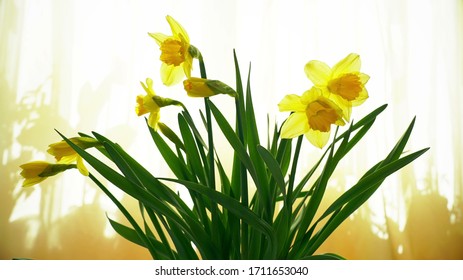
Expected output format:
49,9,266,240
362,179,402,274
207,99,264,198
245,67,272,220
85,173,158,259
58,130,218,259
273,206,291,258
158,122,186,151
257,145,286,198
100,139,217,257
293,130,338,245
107,217,174,259
91,132,194,216
160,177,277,259
141,206,177,259
305,147,429,256
178,114,207,185
300,253,345,260
147,121,192,180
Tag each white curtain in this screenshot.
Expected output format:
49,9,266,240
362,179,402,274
1,0,462,259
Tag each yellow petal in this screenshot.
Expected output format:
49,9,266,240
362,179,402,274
148,110,161,130
57,154,78,164
351,87,369,106
183,78,216,97
304,60,331,86
280,112,309,138
301,87,324,105
278,94,305,112
23,177,47,188
76,156,89,176
166,15,190,42
182,55,193,78
140,78,156,97
359,73,370,84
161,63,185,86
19,161,50,187
329,94,352,121
148,32,168,46
332,53,361,77
305,129,331,149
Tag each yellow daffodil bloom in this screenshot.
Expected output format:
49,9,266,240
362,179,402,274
149,15,193,86
47,137,99,161
278,87,345,148
136,78,161,130
20,161,76,187
304,53,369,121
47,137,100,176
136,78,182,130
183,77,237,98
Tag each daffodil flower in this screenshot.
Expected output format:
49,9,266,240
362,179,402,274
278,87,345,148
304,53,369,121
47,137,100,176
149,15,194,86
136,78,182,130
20,161,76,187
183,77,236,98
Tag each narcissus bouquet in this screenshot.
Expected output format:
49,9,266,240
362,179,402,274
20,16,428,259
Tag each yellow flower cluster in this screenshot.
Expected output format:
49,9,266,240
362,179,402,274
136,16,235,130
20,15,370,188
279,53,369,148
139,16,369,149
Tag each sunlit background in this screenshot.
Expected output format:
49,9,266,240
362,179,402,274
1,0,462,259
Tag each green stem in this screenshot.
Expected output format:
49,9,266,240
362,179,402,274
281,136,304,257
88,173,158,259
234,95,248,258
198,54,225,257
287,135,303,201
198,57,214,189
198,53,207,79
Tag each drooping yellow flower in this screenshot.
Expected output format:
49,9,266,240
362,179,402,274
136,78,161,130
20,161,75,187
47,137,99,176
304,53,369,121
278,87,345,148
183,77,237,98
136,78,182,130
149,15,193,86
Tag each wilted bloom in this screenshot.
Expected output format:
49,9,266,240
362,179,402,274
20,161,75,187
136,78,182,130
278,87,345,148
183,77,236,98
304,53,369,121
149,15,194,86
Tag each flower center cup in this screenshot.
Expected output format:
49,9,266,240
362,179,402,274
327,73,362,101
135,95,149,116
160,38,186,66
306,100,341,132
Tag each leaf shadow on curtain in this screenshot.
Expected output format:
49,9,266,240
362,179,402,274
1,74,151,259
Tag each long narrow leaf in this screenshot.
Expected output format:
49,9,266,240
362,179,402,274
305,147,429,255
160,177,277,259
107,217,174,259
207,99,264,196
257,145,286,198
